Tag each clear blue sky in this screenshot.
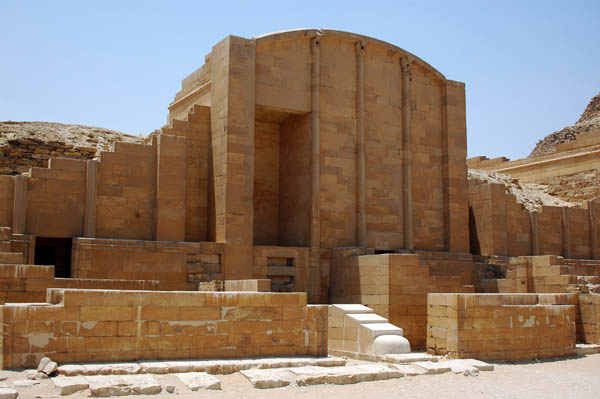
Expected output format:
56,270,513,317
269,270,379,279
1,0,599,160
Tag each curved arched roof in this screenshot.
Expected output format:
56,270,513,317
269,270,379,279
252,28,445,80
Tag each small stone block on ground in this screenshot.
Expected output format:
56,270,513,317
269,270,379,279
0,388,18,399
465,359,494,371
412,361,452,375
239,369,290,389
52,376,89,396
438,360,479,374
385,353,438,363
175,372,221,391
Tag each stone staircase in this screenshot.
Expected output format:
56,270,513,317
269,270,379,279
0,226,27,264
328,304,410,360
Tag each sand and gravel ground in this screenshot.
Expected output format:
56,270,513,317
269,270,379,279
1,354,599,399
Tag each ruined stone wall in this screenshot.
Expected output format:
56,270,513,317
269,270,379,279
540,169,600,204
468,130,600,206
1,289,327,369
469,180,599,259
427,293,577,361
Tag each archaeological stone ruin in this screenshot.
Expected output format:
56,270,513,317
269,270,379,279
0,29,599,393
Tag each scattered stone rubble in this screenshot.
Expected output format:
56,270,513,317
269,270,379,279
46,356,494,395
0,121,144,175
468,169,577,210
530,91,600,157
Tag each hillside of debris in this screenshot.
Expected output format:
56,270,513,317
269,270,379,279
0,121,144,175
529,91,600,158
468,169,577,211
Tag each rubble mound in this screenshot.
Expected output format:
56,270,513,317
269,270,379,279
0,121,144,175
468,169,577,211
529,91,600,158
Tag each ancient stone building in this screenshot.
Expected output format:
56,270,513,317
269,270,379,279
0,29,469,303
0,30,598,368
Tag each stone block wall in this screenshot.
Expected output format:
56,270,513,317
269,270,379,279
71,238,188,290
469,180,599,259
26,158,87,238
427,293,577,361
1,288,327,369
579,293,600,344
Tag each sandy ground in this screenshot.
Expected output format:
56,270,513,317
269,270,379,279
1,354,599,399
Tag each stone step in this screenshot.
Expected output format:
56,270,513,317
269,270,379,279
385,353,439,364
574,343,600,355
332,304,373,314
360,322,403,338
0,252,25,264
412,361,452,375
388,364,428,376
347,313,388,324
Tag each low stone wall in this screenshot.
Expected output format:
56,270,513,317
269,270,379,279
0,264,158,304
427,293,577,361
1,288,328,369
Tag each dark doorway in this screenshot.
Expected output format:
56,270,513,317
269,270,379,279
34,237,72,278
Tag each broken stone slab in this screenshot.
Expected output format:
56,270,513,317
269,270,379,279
81,363,142,376
43,361,58,376
464,359,494,371
239,369,290,389
0,388,18,399
437,360,479,374
85,375,131,397
57,365,86,377
52,376,89,396
138,362,170,375
412,361,451,375
290,364,402,386
164,361,195,373
37,357,52,372
85,375,162,397
121,375,162,395
13,380,40,388
174,372,221,391
385,353,438,364
388,364,428,376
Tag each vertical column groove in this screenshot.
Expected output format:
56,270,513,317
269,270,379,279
561,207,571,258
529,211,539,255
355,40,367,248
589,200,597,259
401,56,414,250
441,83,450,251
83,160,98,237
12,175,27,234
310,35,322,302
